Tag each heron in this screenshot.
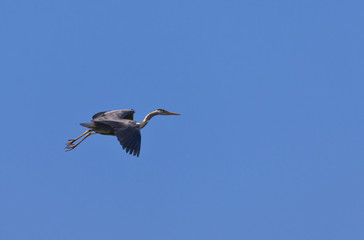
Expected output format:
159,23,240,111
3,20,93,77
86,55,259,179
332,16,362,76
65,109,180,156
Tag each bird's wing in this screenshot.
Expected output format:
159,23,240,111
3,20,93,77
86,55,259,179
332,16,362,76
94,119,141,157
92,109,135,121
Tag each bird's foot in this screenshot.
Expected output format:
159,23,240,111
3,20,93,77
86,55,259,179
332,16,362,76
66,139,76,145
65,131,94,152
65,144,77,152
65,140,78,151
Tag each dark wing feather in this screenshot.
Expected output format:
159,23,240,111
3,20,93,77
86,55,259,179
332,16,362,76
92,109,135,121
93,119,141,157
92,111,107,120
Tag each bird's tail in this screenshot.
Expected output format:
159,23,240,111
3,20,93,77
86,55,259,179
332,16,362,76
80,123,96,128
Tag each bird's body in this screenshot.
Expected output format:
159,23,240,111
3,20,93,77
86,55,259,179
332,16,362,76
65,109,180,156
80,109,137,135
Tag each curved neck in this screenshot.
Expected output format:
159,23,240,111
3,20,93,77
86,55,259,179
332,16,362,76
139,111,159,129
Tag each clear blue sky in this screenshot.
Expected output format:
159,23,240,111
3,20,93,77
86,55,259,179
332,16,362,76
1,1,363,239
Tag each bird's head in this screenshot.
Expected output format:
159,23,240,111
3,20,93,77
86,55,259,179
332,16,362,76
155,109,181,116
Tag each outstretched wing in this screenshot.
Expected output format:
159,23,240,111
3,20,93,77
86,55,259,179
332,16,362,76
94,119,141,157
92,109,135,121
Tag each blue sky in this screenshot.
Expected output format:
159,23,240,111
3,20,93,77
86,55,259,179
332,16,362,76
1,0,363,239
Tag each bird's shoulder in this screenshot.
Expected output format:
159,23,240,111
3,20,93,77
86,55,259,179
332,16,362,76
92,109,135,121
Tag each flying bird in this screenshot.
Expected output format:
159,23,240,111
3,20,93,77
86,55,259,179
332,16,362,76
65,109,180,156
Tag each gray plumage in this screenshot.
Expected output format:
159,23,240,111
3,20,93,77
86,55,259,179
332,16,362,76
92,109,135,121
66,109,180,157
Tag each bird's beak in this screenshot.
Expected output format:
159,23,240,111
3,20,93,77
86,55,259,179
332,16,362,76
166,111,181,115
